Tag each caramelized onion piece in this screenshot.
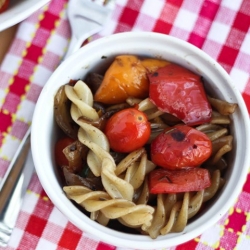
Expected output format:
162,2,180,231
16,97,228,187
211,135,233,164
207,96,238,115
106,103,131,111
85,72,104,94
211,111,231,124
63,167,103,191
93,102,106,114
161,113,182,126
78,109,118,130
196,124,224,133
63,140,88,173
110,151,127,164
206,128,228,141
54,85,78,139
212,135,233,155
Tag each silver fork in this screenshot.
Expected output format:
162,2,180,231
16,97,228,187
0,0,115,247
64,0,115,59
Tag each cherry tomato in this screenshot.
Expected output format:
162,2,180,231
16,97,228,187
0,0,9,13
150,125,212,170
55,137,75,167
148,63,212,126
149,168,211,194
104,108,151,153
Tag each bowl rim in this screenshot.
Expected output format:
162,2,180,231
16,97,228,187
0,0,51,32
31,31,250,249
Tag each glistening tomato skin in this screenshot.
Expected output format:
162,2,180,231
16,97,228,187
55,137,75,167
148,63,212,126
0,0,9,13
104,108,151,153
150,125,212,170
149,168,211,194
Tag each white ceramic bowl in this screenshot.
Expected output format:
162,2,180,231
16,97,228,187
0,0,51,32
31,32,250,249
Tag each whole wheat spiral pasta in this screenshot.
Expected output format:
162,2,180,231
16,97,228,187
65,80,99,121
63,184,154,230
63,80,155,230
144,169,222,238
65,81,109,176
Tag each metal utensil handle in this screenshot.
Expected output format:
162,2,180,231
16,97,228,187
0,128,32,246
0,129,30,209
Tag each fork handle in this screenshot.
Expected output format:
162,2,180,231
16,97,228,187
0,129,30,211
63,35,84,60
63,21,101,60
0,128,33,237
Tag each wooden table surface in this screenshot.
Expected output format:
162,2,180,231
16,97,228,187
0,25,18,64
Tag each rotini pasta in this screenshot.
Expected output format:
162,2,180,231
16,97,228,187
143,169,223,238
54,57,237,239
63,185,154,230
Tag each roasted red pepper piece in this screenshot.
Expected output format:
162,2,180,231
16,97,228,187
0,0,9,13
150,125,212,170
149,168,211,194
148,63,212,126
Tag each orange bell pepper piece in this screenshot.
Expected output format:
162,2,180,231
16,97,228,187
94,55,169,104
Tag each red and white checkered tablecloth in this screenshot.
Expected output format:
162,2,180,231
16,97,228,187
0,0,250,249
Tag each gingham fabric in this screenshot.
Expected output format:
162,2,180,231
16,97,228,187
0,0,250,249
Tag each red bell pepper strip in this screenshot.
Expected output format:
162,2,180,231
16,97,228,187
149,168,211,194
